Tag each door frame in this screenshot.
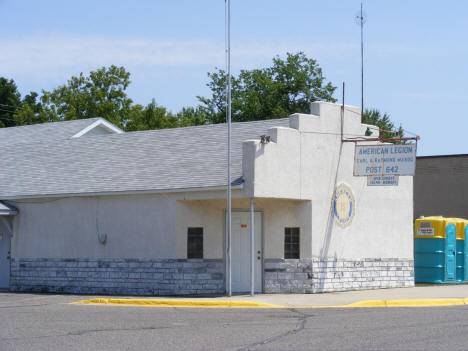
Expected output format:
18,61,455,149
223,208,264,294
0,216,13,290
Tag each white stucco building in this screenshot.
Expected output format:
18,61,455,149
0,102,414,295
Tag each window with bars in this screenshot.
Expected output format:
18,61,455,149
284,227,300,259
187,227,203,259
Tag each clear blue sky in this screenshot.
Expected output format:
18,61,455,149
1,0,466,155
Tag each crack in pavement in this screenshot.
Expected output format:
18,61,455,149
0,303,53,309
236,309,311,351
0,326,170,342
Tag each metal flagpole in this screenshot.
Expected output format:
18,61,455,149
360,3,364,118
226,0,232,297
250,198,255,296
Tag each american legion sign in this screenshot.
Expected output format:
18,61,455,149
354,144,417,176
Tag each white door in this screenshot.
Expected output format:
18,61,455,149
0,220,11,289
231,211,262,293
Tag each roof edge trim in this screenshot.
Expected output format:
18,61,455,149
1,184,243,200
417,154,468,159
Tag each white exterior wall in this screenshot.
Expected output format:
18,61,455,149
176,198,311,259
175,199,225,259
9,193,310,261
243,101,413,260
10,195,178,259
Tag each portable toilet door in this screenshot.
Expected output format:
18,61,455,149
445,223,456,282
465,225,468,282
447,218,466,283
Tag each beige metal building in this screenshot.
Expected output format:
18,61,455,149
414,154,468,219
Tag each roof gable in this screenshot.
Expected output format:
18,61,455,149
0,118,123,147
71,119,123,138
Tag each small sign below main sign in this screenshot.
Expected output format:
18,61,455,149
354,144,416,176
367,175,399,186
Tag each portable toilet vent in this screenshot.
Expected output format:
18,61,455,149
414,217,458,283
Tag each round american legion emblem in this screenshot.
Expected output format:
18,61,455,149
333,184,355,228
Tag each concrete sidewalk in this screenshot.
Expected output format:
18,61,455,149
73,284,468,308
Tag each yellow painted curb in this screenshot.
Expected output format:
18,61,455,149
72,298,282,308
346,298,468,308
71,297,468,309
296,298,468,308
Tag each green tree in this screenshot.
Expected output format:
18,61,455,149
198,52,337,123
126,104,207,131
2,62,405,138
362,108,403,139
41,65,133,128
125,99,178,131
13,92,58,126
177,106,207,127
0,78,21,127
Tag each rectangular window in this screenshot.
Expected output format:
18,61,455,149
187,227,203,259
284,227,300,259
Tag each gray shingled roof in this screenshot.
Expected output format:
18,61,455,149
0,118,106,146
0,119,290,198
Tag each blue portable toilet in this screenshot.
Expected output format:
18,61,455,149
414,217,458,283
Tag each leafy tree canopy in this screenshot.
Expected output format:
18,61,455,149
126,102,207,132
13,92,58,126
126,100,177,131
1,56,404,136
41,65,133,128
0,78,21,128
198,52,337,123
177,106,207,127
362,108,403,139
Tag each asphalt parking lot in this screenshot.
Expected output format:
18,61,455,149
2,292,468,351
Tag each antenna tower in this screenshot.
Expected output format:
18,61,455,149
355,3,367,120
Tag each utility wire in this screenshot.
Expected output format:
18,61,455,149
0,108,18,113
401,129,419,137
0,103,43,112
0,103,17,109
0,112,17,119
0,105,31,114
344,106,419,137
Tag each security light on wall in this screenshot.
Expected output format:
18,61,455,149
97,233,107,245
